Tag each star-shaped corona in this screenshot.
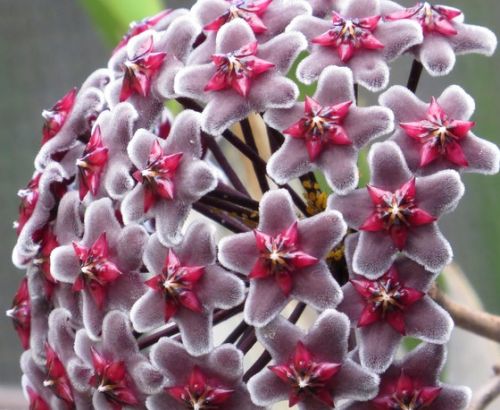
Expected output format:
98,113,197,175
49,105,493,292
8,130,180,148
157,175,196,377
269,341,341,407
204,0,272,33
312,12,384,62
132,139,183,213
72,233,122,309
283,96,352,161
400,97,475,168
145,249,205,322
205,41,274,97
360,177,436,250
41,87,78,145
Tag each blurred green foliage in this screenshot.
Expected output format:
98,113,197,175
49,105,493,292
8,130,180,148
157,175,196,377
79,0,164,45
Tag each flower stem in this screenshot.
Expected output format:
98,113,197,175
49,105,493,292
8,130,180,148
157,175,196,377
266,124,284,154
242,302,307,382
199,195,258,221
224,321,250,344
192,202,251,233
203,133,250,196
137,304,244,350
210,183,259,210
468,364,500,410
240,118,270,193
407,59,424,93
429,284,500,343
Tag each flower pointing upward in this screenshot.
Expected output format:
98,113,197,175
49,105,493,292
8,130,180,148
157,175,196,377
360,177,436,250
72,232,122,309
312,12,384,62
250,221,318,296
283,96,352,161
400,97,475,168
77,125,109,200
132,139,183,213
166,366,234,409
268,341,341,407
205,41,275,97
145,249,205,322
119,35,167,102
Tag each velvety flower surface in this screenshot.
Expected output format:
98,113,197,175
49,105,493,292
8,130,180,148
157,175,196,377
338,233,453,373
175,19,306,135
219,189,346,326
265,66,394,193
380,85,500,176
342,343,471,410
382,0,497,76
289,0,423,91
67,311,163,410
248,309,379,409
50,198,148,339
148,338,262,409
189,0,311,64
120,109,217,246
329,141,464,277
130,220,245,355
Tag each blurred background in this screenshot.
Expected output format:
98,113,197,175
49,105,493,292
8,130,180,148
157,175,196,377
0,0,498,407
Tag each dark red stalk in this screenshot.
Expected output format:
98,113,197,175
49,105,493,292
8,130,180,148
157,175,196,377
407,59,424,93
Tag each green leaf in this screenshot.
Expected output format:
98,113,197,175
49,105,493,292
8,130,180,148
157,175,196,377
79,0,164,46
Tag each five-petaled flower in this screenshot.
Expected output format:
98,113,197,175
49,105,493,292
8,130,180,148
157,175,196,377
144,249,204,321
72,233,122,309
166,366,234,409
329,141,464,277
342,343,471,410
132,140,183,213
268,341,341,407
77,125,109,200
205,41,275,97
381,0,497,75
219,189,346,326
265,66,394,193
248,309,379,409
131,221,245,355
7,277,31,350
360,176,436,250
250,221,318,296
339,233,453,373
312,12,384,62
41,87,78,145
289,0,423,90
119,35,167,102
380,85,500,175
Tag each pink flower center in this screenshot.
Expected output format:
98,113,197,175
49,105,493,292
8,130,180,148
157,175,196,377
269,341,341,407
360,178,436,250
166,367,233,409
386,2,462,37
145,250,205,321
284,96,352,161
204,0,272,33
205,41,275,97
374,373,442,410
312,12,384,62
351,266,424,334
400,98,474,167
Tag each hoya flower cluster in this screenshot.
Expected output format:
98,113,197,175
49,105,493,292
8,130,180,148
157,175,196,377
9,0,499,409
